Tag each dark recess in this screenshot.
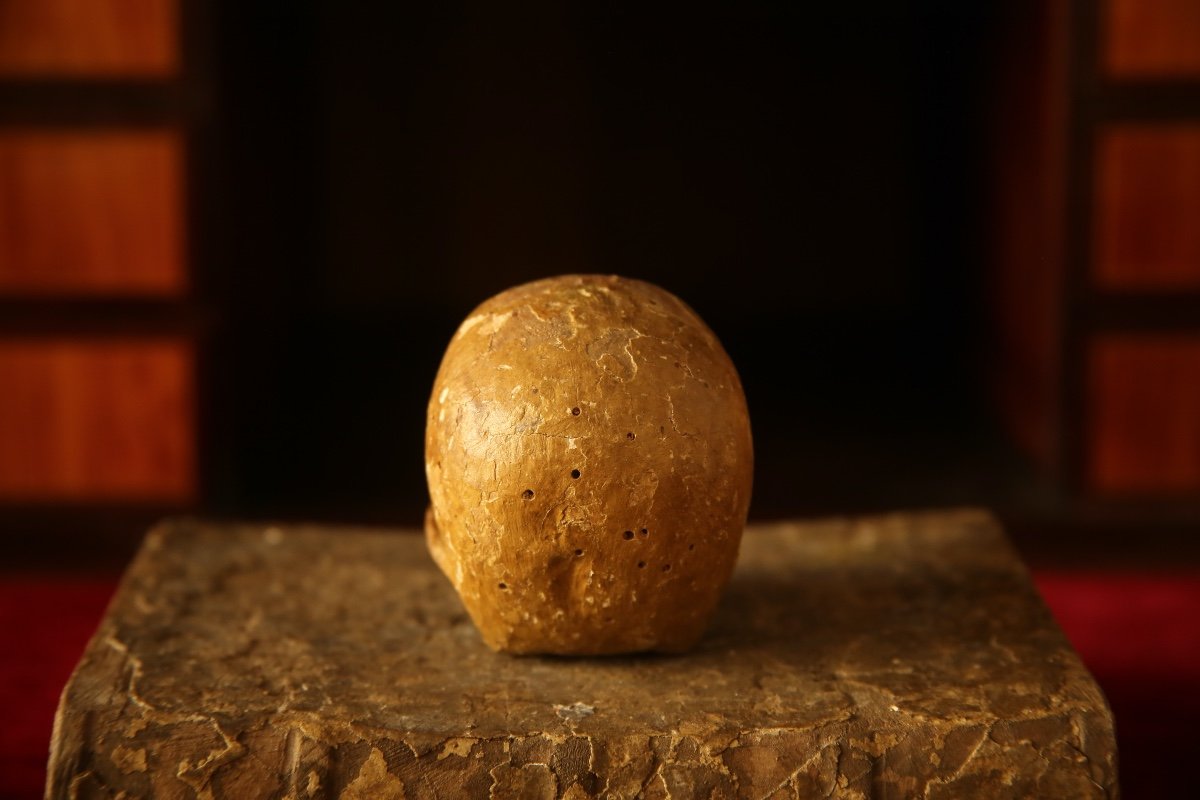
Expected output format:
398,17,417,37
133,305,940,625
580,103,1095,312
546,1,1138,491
207,4,1003,527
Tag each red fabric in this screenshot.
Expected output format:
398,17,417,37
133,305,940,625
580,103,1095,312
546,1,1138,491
1033,571,1200,682
0,577,116,800
1,572,1198,798
1033,571,1200,799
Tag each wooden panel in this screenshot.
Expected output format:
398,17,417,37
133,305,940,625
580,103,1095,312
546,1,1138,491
0,0,177,77
988,0,1069,469
0,131,185,296
1105,0,1200,78
1089,336,1200,494
1094,126,1200,290
0,339,194,501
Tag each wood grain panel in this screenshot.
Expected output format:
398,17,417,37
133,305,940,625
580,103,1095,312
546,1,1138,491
0,131,185,295
1095,126,1200,290
1089,336,1200,494
0,0,177,77
0,339,194,501
988,0,1069,469
1105,0,1200,78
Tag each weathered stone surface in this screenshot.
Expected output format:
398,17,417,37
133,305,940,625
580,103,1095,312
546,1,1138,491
47,509,1118,799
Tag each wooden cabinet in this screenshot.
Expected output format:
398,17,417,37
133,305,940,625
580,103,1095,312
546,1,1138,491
1088,335,1200,493
992,0,1200,500
0,340,194,501
0,0,177,77
1105,0,1200,78
1094,126,1200,290
0,131,185,295
0,1,208,545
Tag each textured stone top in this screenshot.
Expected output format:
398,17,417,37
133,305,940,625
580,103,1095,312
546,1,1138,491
48,509,1117,799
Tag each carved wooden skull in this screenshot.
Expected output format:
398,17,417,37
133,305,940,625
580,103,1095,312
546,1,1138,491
425,275,753,654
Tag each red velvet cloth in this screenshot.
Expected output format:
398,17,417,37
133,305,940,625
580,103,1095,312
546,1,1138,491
1032,571,1200,799
2,572,1198,798
0,578,116,800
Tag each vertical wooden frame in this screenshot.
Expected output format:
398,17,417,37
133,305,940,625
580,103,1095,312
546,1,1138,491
0,0,213,538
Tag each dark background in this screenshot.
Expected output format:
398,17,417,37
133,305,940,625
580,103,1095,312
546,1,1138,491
208,3,1010,527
